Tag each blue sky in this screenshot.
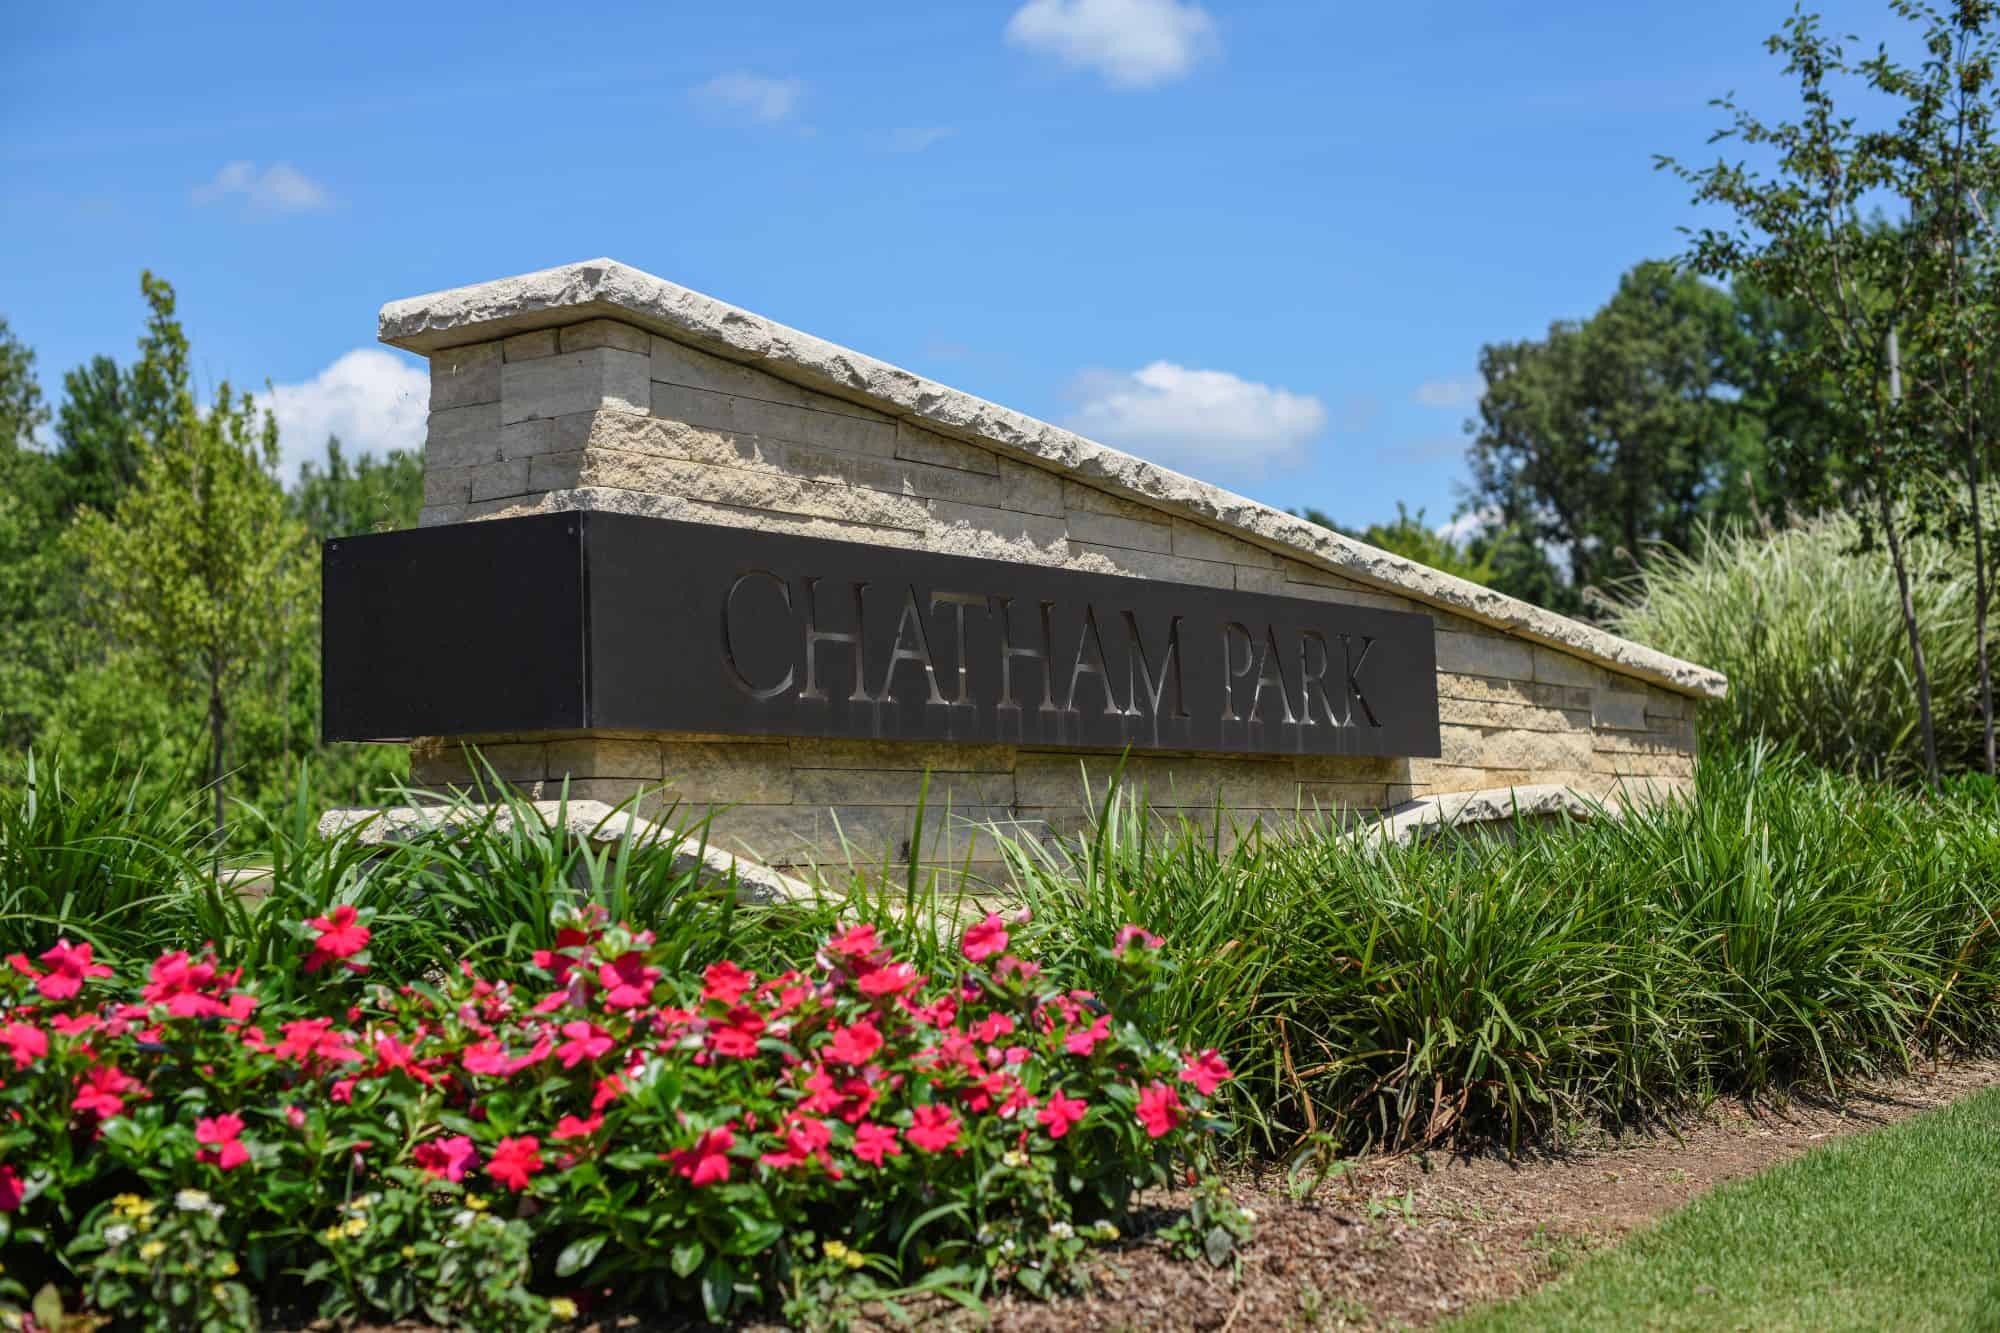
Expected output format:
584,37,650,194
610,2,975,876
1,0,1906,531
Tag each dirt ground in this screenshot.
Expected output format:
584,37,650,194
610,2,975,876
980,1056,2000,1332
305,1056,2000,1332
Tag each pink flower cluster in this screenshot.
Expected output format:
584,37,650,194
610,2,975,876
0,906,1228,1224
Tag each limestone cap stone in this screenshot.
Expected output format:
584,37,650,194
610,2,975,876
380,258,1728,701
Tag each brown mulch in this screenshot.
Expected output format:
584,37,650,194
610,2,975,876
303,1056,2000,1332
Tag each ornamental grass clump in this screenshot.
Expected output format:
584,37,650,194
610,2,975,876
0,901,1236,1330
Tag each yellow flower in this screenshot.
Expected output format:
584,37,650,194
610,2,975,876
548,1297,580,1321
822,1239,849,1261
401,1244,418,1260
138,1240,166,1262
321,1224,345,1245
211,1284,228,1303
112,1194,154,1219
464,1194,490,1213
844,1249,866,1270
219,1257,239,1277
342,1216,368,1238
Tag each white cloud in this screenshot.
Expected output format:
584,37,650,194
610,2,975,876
692,73,804,125
883,126,956,153
259,348,428,484
1413,376,1484,410
1437,506,1498,546
1005,0,1216,89
1063,361,1325,476
192,161,332,214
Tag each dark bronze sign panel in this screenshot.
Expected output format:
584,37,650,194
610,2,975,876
324,512,1441,757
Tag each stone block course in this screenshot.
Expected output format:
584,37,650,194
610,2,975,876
896,422,1000,476
560,319,649,355
430,341,501,411
651,382,897,456
424,403,504,471
502,330,559,362
503,348,650,424
1434,631,1535,681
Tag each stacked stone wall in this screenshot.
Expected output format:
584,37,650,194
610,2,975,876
404,317,1696,879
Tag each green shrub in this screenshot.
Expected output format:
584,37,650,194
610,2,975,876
1607,515,1983,779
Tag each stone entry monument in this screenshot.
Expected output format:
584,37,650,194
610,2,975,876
322,259,1726,881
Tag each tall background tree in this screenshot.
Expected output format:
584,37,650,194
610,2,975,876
68,275,316,841
1462,260,1836,616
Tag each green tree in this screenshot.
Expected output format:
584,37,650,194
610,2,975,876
1662,3,1998,784
1464,261,1782,608
69,273,314,842
0,318,74,749
52,278,190,517
0,316,47,451
291,435,424,539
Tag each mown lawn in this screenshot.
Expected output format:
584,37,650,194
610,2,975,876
1453,1085,2000,1331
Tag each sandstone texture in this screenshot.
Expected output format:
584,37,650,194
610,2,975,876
377,259,1717,883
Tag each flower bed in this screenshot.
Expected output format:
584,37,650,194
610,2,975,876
0,908,1234,1329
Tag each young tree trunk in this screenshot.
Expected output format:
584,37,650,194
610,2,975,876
1973,454,1995,775
208,674,226,850
1880,492,1942,785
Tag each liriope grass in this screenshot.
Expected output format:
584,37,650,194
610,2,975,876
991,742,2000,1154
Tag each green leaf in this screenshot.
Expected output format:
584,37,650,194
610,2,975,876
670,1239,705,1279
723,1219,782,1256
555,1233,607,1277
701,1256,733,1323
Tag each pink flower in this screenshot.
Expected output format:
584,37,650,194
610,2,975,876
0,1165,20,1213
668,1126,735,1187
1113,924,1164,957
824,1020,883,1066
1178,1049,1232,1097
826,923,881,960
195,1114,249,1171
484,1135,543,1192
708,1007,765,1059
49,1013,98,1037
856,962,921,998
0,1022,46,1069
702,961,754,1005
413,1135,477,1182
461,1039,515,1076
960,914,1009,963
597,953,661,1010
852,1121,901,1166
1037,1090,1089,1139
556,1021,614,1069
907,1104,962,1153
142,951,227,1019
35,939,112,1001
1064,1015,1112,1057
273,1018,362,1069
552,1113,604,1141
972,1012,1015,1044
304,905,371,973
760,1114,835,1172
72,1065,142,1121
1135,1081,1184,1139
